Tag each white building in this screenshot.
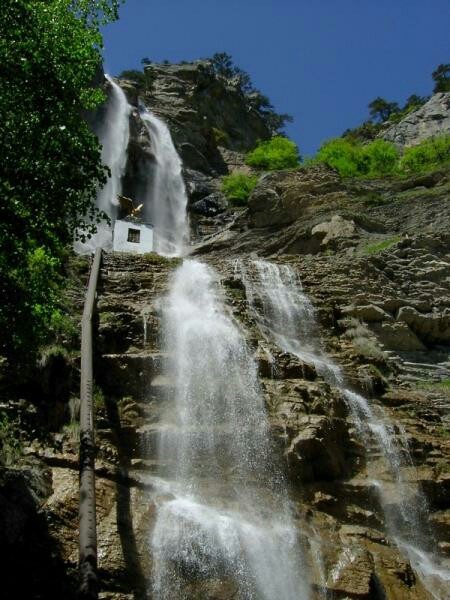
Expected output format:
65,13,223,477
112,219,154,254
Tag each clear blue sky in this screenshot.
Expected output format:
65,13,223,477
102,0,450,156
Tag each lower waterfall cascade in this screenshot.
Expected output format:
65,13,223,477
238,259,450,598
148,259,311,599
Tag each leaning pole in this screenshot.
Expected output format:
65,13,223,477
79,247,102,599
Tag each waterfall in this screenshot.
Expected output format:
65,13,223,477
240,259,450,598
75,75,130,254
150,259,310,599
140,109,189,257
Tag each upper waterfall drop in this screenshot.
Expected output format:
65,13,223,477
140,108,189,257
75,75,130,254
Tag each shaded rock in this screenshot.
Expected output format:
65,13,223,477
185,169,219,202
179,142,211,173
190,192,228,217
285,416,349,482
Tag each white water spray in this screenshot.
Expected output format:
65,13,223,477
75,75,130,253
240,259,450,598
150,259,310,599
140,109,189,256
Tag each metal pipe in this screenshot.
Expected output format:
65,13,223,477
79,247,102,599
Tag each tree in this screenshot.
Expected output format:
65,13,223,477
210,53,293,134
141,57,152,66
404,94,427,109
432,63,450,93
0,0,120,362
368,97,399,122
211,52,235,78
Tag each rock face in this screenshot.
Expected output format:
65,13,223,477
115,61,271,242
382,92,450,147
141,61,271,171
2,63,450,600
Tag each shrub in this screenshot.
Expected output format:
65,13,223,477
363,140,399,176
315,138,366,177
246,136,300,170
398,135,450,175
221,173,258,205
363,235,402,255
315,138,399,178
212,127,230,147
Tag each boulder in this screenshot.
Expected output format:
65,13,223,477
311,215,357,247
372,321,426,351
190,192,228,217
343,303,392,322
397,305,450,344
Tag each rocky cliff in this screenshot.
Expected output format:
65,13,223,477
1,62,450,600
381,92,450,148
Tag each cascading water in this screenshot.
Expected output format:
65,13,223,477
140,109,189,256
150,259,310,599
240,259,450,598
75,75,130,253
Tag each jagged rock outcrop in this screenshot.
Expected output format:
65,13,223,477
382,92,450,147
142,61,271,171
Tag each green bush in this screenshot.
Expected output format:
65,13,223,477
221,173,258,205
212,127,230,147
246,136,300,170
363,235,403,255
363,140,399,176
315,138,366,177
315,138,399,178
399,135,450,175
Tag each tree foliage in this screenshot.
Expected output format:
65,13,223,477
210,52,293,134
432,63,450,93
368,97,400,122
246,136,301,170
0,0,120,361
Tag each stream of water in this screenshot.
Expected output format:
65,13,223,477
140,108,189,256
74,75,130,254
149,260,310,599
239,259,450,598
